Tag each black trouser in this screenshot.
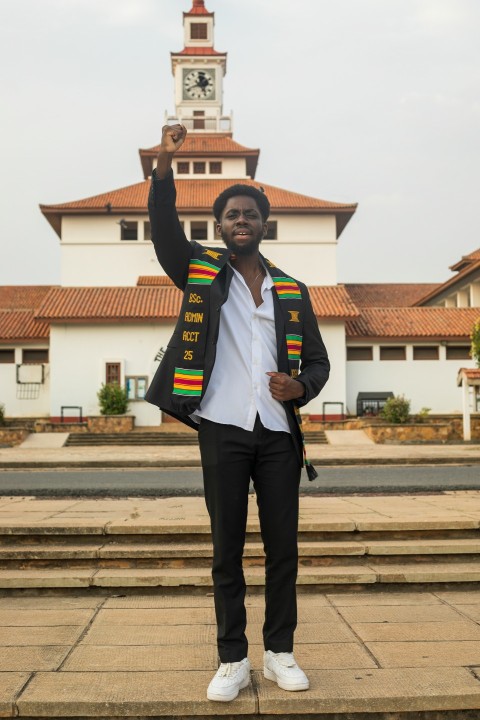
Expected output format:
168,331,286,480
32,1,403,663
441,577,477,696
198,414,301,662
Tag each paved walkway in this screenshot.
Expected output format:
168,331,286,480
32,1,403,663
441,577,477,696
2,494,480,714
3,589,480,715
2,435,480,468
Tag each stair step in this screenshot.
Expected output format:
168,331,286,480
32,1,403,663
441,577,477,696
2,561,480,589
2,538,480,562
65,430,328,446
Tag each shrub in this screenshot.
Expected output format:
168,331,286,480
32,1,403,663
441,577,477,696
471,319,480,368
0,403,5,426
415,407,431,423
380,395,411,424
97,383,129,415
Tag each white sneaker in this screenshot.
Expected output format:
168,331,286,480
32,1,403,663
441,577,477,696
207,658,251,702
263,650,309,691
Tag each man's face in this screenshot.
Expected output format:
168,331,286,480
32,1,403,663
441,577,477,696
217,195,268,256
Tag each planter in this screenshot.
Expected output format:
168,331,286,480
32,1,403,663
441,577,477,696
363,423,451,444
87,415,135,434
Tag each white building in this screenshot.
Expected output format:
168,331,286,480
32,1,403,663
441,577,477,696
0,0,478,424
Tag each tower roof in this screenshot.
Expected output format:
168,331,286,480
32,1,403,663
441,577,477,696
139,134,260,179
184,0,213,16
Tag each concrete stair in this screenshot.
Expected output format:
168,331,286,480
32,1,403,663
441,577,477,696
2,520,480,589
65,430,329,446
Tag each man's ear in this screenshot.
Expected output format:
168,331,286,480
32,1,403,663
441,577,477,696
263,222,268,237
216,223,222,237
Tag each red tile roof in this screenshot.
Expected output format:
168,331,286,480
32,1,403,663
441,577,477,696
346,307,480,340
172,47,225,56
0,311,50,341
184,0,213,15
0,286,54,311
346,283,441,308
142,134,259,157
36,287,183,321
450,249,480,272
415,259,480,306
457,368,480,385
139,134,259,179
35,285,359,322
137,276,174,286
309,286,360,319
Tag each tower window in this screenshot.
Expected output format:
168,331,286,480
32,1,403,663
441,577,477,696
209,162,222,174
193,111,205,130
120,221,138,241
446,346,471,360
264,221,278,240
191,221,208,240
413,346,439,360
193,162,206,174
379,346,406,361
347,347,373,361
191,23,208,40
144,222,151,241
177,162,190,174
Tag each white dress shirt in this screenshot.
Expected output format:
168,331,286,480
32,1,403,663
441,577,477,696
192,264,290,433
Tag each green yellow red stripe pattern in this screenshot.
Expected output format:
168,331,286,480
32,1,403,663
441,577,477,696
272,277,302,300
188,259,221,285
173,367,204,396
286,334,302,361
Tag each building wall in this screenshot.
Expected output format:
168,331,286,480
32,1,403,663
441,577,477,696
308,321,346,417
60,214,338,286
346,344,476,414
49,319,343,425
49,323,170,426
0,347,50,418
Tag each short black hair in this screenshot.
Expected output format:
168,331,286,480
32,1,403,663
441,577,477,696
213,184,270,222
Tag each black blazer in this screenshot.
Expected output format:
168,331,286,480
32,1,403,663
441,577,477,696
145,170,330,468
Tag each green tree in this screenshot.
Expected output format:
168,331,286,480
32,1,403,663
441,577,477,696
471,319,480,368
380,395,411,424
97,383,129,415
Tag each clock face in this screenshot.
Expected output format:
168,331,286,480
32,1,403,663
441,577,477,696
183,69,216,100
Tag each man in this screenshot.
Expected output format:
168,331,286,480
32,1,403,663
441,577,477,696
146,124,330,702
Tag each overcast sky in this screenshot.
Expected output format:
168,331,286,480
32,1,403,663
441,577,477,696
2,0,479,287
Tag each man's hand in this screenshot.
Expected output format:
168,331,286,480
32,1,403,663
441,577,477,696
156,124,187,179
266,372,305,402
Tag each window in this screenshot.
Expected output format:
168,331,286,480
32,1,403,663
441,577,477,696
22,349,49,364
120,221,137,241
106,362,121,384
0,349,15,364
264,221,278,240
191,221,208,240
209,161,222,174
177,162,190,174
193,162,206,174
379,346,406,361
413,346,439,360
144,222,151,241
190,22,207,39
193,111,205,130
126,376,148,401
347,347,373,361
446,346,471,360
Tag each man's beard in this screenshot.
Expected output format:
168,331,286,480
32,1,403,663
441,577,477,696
221,231,262,256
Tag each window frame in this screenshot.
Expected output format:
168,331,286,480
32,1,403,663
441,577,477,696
120,221,138,241
413,345,439,361
347,346,374,361
125,375,148,401
0,349,15,364
379,346,407,361
193,161,206,174
22,348,49,364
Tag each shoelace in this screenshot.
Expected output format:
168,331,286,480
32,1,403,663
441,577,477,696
217,662,241,677
272,652,296,667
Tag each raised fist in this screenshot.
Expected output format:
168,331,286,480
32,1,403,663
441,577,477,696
160,124,187,154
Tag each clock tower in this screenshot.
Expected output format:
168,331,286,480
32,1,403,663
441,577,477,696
168,0,231,133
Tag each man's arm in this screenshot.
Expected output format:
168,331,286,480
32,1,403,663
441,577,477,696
148,124,192,289
267,284,330,403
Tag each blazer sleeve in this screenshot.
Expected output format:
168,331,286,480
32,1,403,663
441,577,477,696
148,168,193,290
295,283,330,407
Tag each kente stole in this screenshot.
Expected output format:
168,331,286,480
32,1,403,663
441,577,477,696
172,248,318,481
